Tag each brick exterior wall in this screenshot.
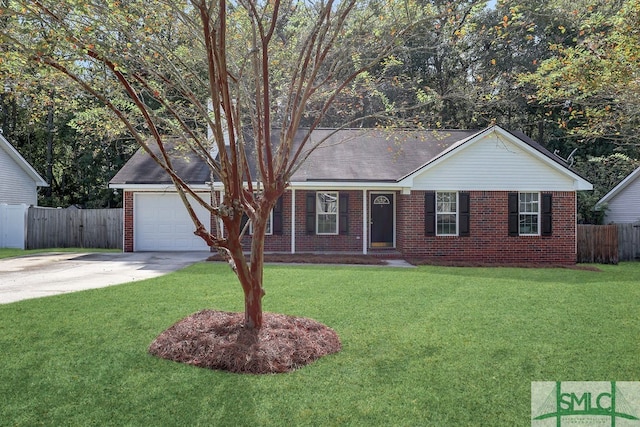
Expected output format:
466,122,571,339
241,189,365,253
293,190,364,252
396,190,577,264
123,191,134,252
124,188,578,264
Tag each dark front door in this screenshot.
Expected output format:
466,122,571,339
370,193,394,247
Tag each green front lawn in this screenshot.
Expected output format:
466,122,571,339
1,262,638,426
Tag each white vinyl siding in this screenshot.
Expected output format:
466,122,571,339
603,175,640,224
411,133,576,191
0,146,39,205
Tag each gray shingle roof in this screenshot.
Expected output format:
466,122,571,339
290,128,477,182
109,140,211,185
109,128,480,185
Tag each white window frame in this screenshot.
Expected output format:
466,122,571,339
519,192,540,236
316,192,339,235
249,209,273,235
436,191,458,236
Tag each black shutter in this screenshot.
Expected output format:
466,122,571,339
425,191,436,236
306,192,316,235
273,196,283,235
508,192,519,236
459,192,470,237
240,213,249,236
339,193,349,235
541,193,552,236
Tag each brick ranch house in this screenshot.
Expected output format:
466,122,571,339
109,126,592,264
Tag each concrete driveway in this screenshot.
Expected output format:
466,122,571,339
0,252,209,304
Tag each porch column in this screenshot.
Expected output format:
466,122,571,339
290,188,296,254
362,189,368,254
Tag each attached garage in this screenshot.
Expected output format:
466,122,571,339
134,192,210,251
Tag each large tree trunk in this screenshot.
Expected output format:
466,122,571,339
226,208,269,330
244,277,263,329
244,213,267,329
227,245,263,329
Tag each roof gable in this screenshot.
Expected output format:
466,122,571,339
597,166,640,205
399,126,592,191
0,134,48,187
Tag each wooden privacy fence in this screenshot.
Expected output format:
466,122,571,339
617,223,640,262
577,225,618,264
577,224,640,264
26,207,123,249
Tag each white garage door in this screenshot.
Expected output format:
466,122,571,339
134,193,210,251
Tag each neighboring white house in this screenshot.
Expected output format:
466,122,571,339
597,166,640,224
0,133,49,248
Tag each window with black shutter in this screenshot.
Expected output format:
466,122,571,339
306,192,347,235
459,192,470,237
244,195,283,236
339,193,349,235
509,192,548,236
240,212,249,236
541,193,552,236
425,191,436,236
508,192,519,236
306,192,316,234
273,195,283,235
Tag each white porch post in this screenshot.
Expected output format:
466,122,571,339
291,188,296,254
362,189,368,254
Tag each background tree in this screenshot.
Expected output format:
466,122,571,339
522,0,639,148
519,0,640,220
1,0,425,333
0,45,136,207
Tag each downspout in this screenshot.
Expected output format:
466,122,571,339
574,191,578,259
291,188,296,254
362,189,368,254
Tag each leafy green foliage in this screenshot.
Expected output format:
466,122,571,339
521,0,640,147
0,11,138,207
574,153,640,223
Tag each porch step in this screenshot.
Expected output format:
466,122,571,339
367,248,404,259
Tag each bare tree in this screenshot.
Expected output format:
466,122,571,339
2,0,421,329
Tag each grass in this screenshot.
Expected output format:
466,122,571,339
1,261,639,426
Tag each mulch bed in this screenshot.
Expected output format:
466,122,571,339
148,310,342,374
